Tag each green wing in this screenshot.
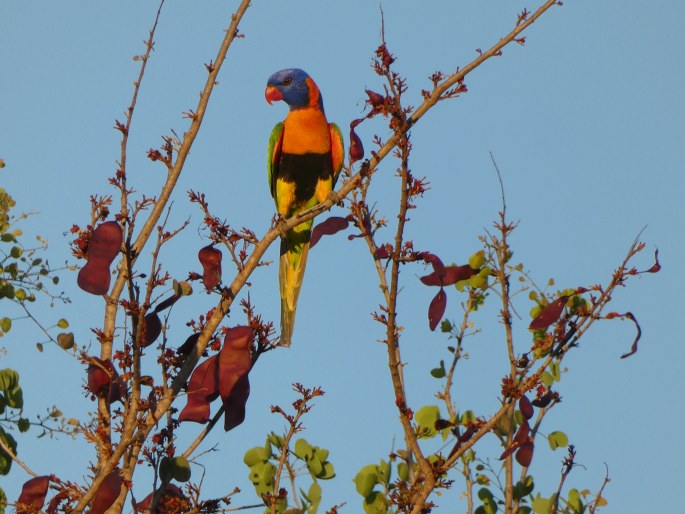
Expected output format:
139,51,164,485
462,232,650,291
329,123,344,188
267,122,284,198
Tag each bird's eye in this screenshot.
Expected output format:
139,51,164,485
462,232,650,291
282,77,293,86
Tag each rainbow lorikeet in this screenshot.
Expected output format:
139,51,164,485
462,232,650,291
265,69,344,346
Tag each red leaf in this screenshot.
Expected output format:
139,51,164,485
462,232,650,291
532,390,553,408
349,122,365,164
90,471,123,514
519,395,534,420
16,476,50,514
134,484,185,514
179,354,220,424
514,420,530,445
529,296,569,331
515,442,534,467
141,312,162,347
641,248,661,273
620,311,642,359
77,221,123,296
421,264,476,286
219,326,253,431
365,89,385,107
177,333,200,356
428,288,447,331
87,358,114,395
310,217,350,248
198,245,222,291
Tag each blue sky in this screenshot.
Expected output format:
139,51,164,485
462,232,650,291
1,1,683,512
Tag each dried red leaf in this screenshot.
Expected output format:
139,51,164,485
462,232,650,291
529,295,569,331
641,248,661,273
428,287,447,331
532,390,553,408
519,395,534,420
365,89,385,108
310,217,349,248
77,221,123,296
198,245,222,291
179,354,220,424
87,358,115,395
421,264,476,286
90,470,123,514
134,484,185,514
514,420,530,445
620,311,641,359
374,245,390,259
177,333,201,356
349,122,364,164
154,293,181,314
16,476,50,514
515,442,534,467
141,312,162,347
218,326,253,431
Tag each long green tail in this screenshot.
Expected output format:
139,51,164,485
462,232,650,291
279,220,312,346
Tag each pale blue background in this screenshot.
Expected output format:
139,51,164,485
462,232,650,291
1,1,683,512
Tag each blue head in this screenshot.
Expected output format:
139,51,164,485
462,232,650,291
265,68,324,111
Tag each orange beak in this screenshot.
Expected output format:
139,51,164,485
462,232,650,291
265,85,283,105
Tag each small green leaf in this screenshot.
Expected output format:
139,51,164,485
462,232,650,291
57,318,69,329
532,495,552,514
469,250,486,269
17,418,30,433
567,488,583,513
36,343,43,352
362,491,387,514
9,246,22,259
440,319,452,332
318,460,335,480
354,465,379,497
540,371,554,387
293,438,313,460
169,456,191,482
397,461,409,481
415,405,441,438
548,431,568,450
377,459,391,486
430,360,446,379
0,318,10,334
307,481,322,514
244,446,270,467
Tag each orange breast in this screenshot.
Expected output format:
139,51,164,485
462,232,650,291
282,109,331,155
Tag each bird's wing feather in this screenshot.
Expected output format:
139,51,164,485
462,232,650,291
267,122,284,198
329,123,344,188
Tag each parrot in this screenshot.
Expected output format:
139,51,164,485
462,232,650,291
265,68,344,346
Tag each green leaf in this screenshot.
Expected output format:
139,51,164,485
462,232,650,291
514,475,535,499
267,432,284,449
567,488,584,513
540,371,554,387
549,361,561,382
0,486,6,514
173,280,193,296
0,428,17,475
294,438,313,460
362,491,387,514
244,446,271,467
169,456,191,482
377,459,391,486
307,481,322,514
17,418,30,433
249,461,276,486
430,360,446,379
397,461,409,481
440,319,452,332
532,495,552,514
318,460,335,480
9,246,22,258
469,250,486,269
0,318,10,334
354,464,379,497
0,369,18,392
159,457,172,481
415,405,441,438
547,431,568,451
477,488,497,514
57,318,69,329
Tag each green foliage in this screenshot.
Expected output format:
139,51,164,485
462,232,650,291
414,405,441,438
0,426,17,475
244,435,334,513
547,431,569,451
475,487,497,514
353,460,395,514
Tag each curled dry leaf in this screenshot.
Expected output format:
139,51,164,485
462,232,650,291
178,354,220,424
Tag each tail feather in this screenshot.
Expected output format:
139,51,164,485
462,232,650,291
279,221,312,346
